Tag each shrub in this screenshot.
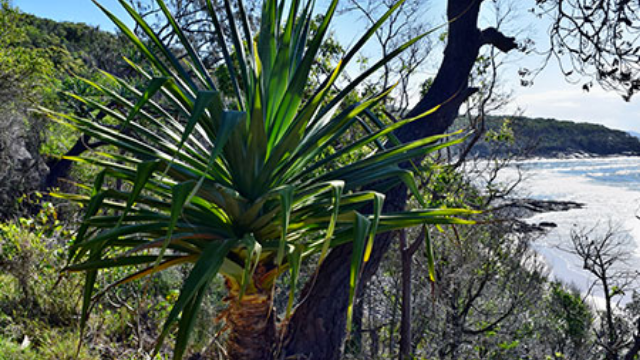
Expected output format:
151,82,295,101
0,337,36,360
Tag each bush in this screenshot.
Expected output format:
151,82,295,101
0,198,74,315
0,197,229,359
0,337,37,360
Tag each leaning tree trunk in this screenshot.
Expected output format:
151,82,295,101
224,286,277,360
283,1,517,358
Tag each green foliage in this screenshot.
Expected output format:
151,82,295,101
485,118,514,144
0,337,37,360
0,196,75,321
35,331,99,360
18,10,130,74
420,77,434,98
549,284,592,345
0,1,135,212
0,1,55,104
0,195,228,359
1,1,133,160
44,0,471,358
469,116,640,157
424,163,484,209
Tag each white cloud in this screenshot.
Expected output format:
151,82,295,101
502,73,640,133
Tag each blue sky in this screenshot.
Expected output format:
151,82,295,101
12,0,640,132
13,0,132,30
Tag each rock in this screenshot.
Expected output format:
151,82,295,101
20,335,30,350
495,199,584,235
539,222,558,228
0,109,49,218
522,199,584,212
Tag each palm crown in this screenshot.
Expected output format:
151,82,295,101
45,0,473,358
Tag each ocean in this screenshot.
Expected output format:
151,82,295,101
499,156,640,305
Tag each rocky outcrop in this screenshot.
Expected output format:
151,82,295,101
498,199,585,234
0,109,49,218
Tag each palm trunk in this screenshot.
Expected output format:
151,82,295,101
225,288,276,360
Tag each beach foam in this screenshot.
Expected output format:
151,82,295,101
499,156,640,305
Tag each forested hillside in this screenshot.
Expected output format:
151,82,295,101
468,116,640,158
0,3,129,217
20,11,129,72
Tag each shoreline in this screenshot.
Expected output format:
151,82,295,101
511,153,640,163
499,156,640,307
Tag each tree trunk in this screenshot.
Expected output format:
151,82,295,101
225,288,276,360
399,230,413,360
43,107,113,190
601,275,620,360
284,1,517,358
284,188,407,360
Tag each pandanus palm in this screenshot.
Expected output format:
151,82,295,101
46,0,474,359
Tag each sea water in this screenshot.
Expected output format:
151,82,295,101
498,156,640,305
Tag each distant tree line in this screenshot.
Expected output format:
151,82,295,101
465,116,640,158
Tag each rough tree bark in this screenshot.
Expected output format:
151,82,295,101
225,290,276,360
283,1,517,358
44,134,108,189
44,108,113,190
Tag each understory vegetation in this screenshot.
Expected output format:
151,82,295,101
1,1,639,360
